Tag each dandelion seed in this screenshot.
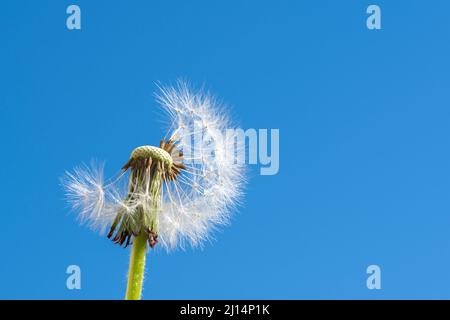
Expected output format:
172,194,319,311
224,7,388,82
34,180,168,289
62,81,245,299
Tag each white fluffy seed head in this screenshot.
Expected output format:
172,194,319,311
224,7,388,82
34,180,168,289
62,81,246,251
155,81,245,250
61,162,122,234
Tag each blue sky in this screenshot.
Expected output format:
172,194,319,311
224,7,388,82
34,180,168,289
1,0,450,299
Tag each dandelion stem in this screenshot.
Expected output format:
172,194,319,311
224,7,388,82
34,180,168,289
125,233,147,300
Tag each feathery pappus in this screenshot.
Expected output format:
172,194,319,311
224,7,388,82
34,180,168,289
62,81,246,251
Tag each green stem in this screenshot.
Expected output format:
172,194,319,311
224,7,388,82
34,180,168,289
125,233,147,300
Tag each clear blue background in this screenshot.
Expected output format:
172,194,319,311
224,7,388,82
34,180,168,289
1,0,450,299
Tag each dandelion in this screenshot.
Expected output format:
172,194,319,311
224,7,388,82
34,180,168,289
62,81,245,299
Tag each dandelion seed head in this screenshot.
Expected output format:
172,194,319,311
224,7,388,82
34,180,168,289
62,81,245,251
